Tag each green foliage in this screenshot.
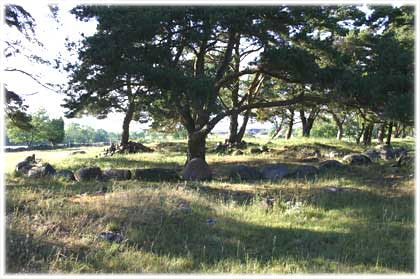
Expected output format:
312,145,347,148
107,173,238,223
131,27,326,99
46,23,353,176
6,109,65,146
311,119,337,138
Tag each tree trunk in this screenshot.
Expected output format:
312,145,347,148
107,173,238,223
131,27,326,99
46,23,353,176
120,101,135,146
330,111,343,140
363,122,374,146
356,123,365,144
401,125,407,138
377,122,386,143
336,124,343,140
386,121,393,146
236,109,250,143
187,131,207,162
393,123,401,138
285,109,294,140
228,112,239,143
271,118,284,139
300,109,316,137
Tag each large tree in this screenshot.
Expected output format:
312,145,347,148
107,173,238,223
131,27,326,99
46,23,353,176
67,6,367,161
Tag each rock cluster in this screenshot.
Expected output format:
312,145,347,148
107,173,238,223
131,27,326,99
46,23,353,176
102,141,154,156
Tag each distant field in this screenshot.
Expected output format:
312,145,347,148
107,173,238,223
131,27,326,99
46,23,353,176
4,137,415,273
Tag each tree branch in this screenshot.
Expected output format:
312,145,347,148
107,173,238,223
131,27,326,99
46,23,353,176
5,68,58,93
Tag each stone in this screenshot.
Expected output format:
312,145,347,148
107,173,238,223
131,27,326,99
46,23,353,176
228,165,262,180
15,161,33,174
27,163,56,178
182,158,212,181
103,169,132,180
319,160,344,171
74,167,102,182
71,150,86,155
292,165,319,177
55,170,76,181
99,231,125,243
342,154,372,165
299,157,319,163
15,154,36,174
133,168,179,181
379,147,395,161
363,149,380,160
232,150,244,156
250,147,262,154
394,154,414,168
260,164,291,180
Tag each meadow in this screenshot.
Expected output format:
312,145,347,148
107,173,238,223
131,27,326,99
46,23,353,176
4,137,415,273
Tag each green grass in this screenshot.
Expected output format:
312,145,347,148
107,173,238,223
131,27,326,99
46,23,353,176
5,137,415,273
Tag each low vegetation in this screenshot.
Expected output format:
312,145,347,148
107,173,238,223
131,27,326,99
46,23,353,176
5,137,414,273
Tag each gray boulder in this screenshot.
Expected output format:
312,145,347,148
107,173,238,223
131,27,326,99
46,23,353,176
27,163,56,178
55,170,76,181
342,154,372,165
103,169,132,180
74,167,102,182
232,150,244,156
293,165,319,177
15,154,36,174
319,160,344,171
228,165,262,180
260,164,291,180
133,168,179,181
71,150,86,155
363,149,380,160
250,147,262,154
182,158,212,181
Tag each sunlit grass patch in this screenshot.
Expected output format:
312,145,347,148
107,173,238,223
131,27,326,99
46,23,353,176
4,137,415,273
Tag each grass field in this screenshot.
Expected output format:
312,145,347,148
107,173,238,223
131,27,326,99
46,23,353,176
4,137,415,273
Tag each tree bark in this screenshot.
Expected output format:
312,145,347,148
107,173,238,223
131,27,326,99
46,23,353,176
401,125,407,138
393,123,401,138
285,109,294,140
330,111,343,140
271,118,284,139
300,109,317,137
120,101,135,145
363,122,374,146
187,131,207,162
356,123,365,144
377,122,386,143
386,121,393,146
228,112,239,143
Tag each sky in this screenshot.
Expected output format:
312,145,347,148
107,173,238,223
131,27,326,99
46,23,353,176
3,3,275,133
2,2,381,134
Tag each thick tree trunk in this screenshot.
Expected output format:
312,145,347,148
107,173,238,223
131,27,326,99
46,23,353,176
302,118,315,137
363,122,374,146
236,109,250,143
336,124,343,140
377,122,386,143
300,109,316,137
228,112,239,143
386,121,393,146
187,132,207,162
285,109,294,140
120,102,135,146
